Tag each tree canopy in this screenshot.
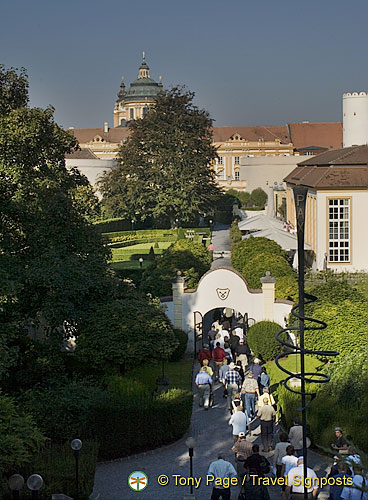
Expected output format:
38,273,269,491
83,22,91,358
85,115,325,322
99,86,222,226
0,66,111,376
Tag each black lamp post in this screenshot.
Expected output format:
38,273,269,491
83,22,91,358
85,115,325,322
8,474,24,500
185,437,196,496
26,474,43,500
139,257,144,269
131,219,135,231
71,439,82,500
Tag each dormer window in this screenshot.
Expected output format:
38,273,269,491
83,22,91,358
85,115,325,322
93,135,103,142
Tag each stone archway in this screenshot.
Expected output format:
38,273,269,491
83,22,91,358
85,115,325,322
162,266,293,352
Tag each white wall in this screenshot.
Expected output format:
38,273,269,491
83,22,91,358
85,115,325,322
239,156,309,193
161,267,293,350
316,190,368,271
65,158,115,197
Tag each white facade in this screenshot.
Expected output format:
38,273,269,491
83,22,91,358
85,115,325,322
65,158,115,198
343,92,368,148
240,156,309,193
163,267,293,350
316,190,368,271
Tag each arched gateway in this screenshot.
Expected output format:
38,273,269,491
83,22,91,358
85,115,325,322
161,266,293,353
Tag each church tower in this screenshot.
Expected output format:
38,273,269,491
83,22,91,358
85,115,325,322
113,53,162,127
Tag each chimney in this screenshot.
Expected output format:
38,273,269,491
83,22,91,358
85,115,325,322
104,122,109,133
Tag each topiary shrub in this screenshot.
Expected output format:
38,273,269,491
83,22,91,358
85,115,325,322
247,320,285,361
169,329,188,361
276,275,298,302
242,252,295,289
231,237,286,273
230,220,242,244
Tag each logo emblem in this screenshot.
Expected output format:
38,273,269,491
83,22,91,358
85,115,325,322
216,288,230,300
128,471,148,491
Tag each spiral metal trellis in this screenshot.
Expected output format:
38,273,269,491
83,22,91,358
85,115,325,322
275,185,339,500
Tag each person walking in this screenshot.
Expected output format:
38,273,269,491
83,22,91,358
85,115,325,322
207,454,237,500
224,362,241,412
259,367,270,394
235,340,249,372
198,344,212,366
232,432,253,481
241,371,260,419
229,406,249,442
229,330,240,360
258,388,276,409
243,444,270,477
219,358,229,398
289,418,304,456
208,326,218,352
257,396,276,452
200,358,213,376
239,466,271,500
231,392,243,413
251,358,263,382
330,462,351,500
212,341,226,380
341,464,368,500
281,445,298,500
273,432,290,478
285,457,318,500
195,368,212,410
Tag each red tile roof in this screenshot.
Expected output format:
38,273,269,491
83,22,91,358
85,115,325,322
212,126,290,144
287,122,342,150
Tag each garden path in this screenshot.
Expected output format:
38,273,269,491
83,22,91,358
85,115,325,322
211,223,232,269
92,365,333,500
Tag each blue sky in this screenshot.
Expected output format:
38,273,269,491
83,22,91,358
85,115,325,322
1,0,368,129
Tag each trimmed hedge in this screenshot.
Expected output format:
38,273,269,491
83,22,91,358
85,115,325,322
94,217,132,233
242,253,296,289
93,389,193,459
231,237,286,273
247,321,286,362
230,220,242,244
169,329,188,361
102,229,178,240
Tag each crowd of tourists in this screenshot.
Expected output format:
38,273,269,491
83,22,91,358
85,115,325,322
194,310,367,500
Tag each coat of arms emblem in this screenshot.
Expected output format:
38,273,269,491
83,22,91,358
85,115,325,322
216,288,230,300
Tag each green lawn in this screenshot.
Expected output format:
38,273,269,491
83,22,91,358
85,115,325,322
265,355,324,389
110,241,173,262
128,359,193,392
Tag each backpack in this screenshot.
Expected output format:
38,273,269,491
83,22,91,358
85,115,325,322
259,456,270,475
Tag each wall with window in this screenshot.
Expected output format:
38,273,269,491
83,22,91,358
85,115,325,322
316,190,368,271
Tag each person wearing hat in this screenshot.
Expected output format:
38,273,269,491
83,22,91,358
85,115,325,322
285,456,318,500
232,432,253,481
224,362,241,411
331,427,348,454
251,357,263,381
241,371,260,420
229,406,249,443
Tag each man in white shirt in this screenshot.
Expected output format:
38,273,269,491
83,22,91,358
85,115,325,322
234,326,244,342
285,457,318,500
207,454,237,500
229,406,249,442
341,465,368,500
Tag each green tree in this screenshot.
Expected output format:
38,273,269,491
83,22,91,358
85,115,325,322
247,321,285,361
0,66,111,375
231,237,286,273
99,87,222,226
250,187,267,207
76,283,178,374
242,253,295,289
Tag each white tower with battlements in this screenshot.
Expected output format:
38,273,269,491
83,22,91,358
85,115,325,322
343,92,368,147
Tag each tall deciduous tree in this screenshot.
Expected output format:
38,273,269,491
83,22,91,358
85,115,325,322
99,87,222,226
0,66,111,357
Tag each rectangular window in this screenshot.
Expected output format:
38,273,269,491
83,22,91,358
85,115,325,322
217,156,223,165
235,171,240,180
130,108,134,120
234,156,240,165
328,199,350,262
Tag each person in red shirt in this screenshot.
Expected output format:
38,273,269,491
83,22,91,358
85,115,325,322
198,344,212,366
212,341,226,380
